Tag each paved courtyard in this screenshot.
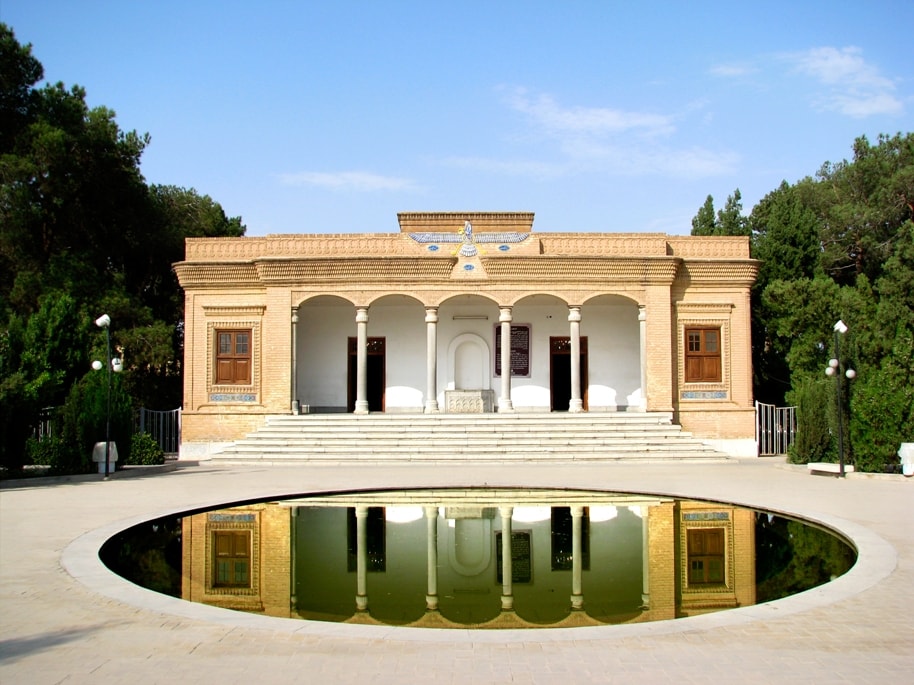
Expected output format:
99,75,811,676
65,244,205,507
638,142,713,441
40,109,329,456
1,459,912,684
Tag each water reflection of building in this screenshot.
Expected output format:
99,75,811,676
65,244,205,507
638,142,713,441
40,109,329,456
181,503,292,617
180,491,755,627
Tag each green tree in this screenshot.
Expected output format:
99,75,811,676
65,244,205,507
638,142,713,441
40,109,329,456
691,189,749,237
716,188,749,236
691,195,716,235
751,134,914,469
0,24,246,471
0,24,43,153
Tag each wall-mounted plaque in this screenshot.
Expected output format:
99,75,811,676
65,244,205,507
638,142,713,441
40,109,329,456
494,324,531,377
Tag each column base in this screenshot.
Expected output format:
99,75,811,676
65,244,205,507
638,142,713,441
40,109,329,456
424,401,439,413
498,399,514,412
354,401,370,415
568,400,584,413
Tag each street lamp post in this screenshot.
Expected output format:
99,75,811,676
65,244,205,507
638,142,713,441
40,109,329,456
824,320,856,477
92,314,122,478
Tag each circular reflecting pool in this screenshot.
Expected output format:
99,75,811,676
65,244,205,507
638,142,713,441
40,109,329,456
100,489,856,629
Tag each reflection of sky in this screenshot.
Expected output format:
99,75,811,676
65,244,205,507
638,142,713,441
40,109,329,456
385,506,424,524
590,506,619,523
383,503,634,524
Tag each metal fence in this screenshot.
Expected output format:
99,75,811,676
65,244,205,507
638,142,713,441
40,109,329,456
137,407,181,456
34,406,60,441
755,401,796,456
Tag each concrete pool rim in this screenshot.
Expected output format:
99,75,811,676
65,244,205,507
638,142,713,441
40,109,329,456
59,481,896,644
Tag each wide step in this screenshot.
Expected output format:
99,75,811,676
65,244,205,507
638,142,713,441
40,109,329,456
211,412,729,464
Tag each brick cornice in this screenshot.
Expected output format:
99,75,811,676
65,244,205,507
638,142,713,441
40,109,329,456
482,256,680,284
676,260,759,285
255,258,456,283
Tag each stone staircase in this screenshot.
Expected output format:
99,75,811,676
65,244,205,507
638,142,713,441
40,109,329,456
211,412,730,464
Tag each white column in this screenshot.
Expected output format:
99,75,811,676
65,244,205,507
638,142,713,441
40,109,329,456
354,307,369,414
568,306,583,413
498,308,514,412
638,305,648,412
355,506,369,611
291,307,300,414
425,308,439,413
425,506,439,610
500,506,514,610
570,505,584,609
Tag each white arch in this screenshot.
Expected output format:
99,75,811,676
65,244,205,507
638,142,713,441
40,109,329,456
446,333,490,390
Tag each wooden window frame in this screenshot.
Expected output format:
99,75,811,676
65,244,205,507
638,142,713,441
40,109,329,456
684,327,721,383
686,527,725,586
212,529,252,589
215,329,252,385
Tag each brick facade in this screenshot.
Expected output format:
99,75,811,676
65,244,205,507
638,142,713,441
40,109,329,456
174,212,759,457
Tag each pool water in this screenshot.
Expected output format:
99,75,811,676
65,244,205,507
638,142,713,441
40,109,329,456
100,489,856,629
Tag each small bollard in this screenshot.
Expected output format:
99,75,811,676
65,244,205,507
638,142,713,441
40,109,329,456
91,441,119,474
899,443,914,477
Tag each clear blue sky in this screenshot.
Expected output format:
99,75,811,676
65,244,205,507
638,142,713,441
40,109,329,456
3,1,912,236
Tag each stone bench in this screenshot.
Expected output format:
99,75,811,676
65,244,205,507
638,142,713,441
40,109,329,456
807,462,854,475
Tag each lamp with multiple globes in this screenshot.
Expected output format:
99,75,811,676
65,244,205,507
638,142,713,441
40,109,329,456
92,314,123,478
824,320,856,477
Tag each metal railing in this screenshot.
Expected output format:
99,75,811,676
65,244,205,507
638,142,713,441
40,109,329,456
33,406,60,441
755,401,796,456
137,407,182,456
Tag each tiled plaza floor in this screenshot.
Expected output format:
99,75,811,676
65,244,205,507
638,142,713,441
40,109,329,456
1,459,912,684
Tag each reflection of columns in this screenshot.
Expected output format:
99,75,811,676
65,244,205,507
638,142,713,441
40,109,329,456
355,506,369,611
640,505,650,608
498,308,514,412
424,308,439,413
290,507,298,610
638,306,647,412
570,505,584,609
425,506,439,610
568,307,583,413
291,307,300,414
500,506,514,610
354,307,369,414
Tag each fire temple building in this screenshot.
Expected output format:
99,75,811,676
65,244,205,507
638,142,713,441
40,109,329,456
173,212,759,460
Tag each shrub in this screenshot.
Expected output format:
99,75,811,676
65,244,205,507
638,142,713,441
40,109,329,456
24,436,68,473
129,432,165,465
59,371,134,474
787,377,835,464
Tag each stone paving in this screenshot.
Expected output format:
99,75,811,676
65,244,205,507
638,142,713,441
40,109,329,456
1,459,912,684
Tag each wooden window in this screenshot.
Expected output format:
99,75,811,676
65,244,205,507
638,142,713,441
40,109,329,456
215,329,251,384
685,327,721,383
212,530,251,588
687,528,725,585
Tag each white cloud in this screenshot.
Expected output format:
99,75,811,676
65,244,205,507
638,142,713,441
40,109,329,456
785,46,903,118
279,171,418,192
503,87,675,138
486,87,735,179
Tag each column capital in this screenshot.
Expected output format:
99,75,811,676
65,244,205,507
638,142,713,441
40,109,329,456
355,307,369,323
499,307,513,323
568,306,582,323
425,307,439,323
